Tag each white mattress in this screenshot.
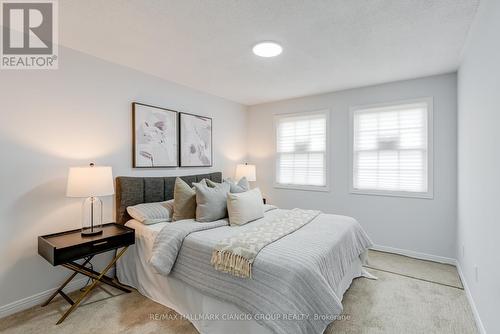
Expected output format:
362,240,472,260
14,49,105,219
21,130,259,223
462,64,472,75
116,219,363,334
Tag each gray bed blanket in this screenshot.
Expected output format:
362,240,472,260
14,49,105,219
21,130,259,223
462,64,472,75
150,209,373,334
150,219,228,276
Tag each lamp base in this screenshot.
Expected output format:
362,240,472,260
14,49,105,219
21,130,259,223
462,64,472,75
81,228,103,237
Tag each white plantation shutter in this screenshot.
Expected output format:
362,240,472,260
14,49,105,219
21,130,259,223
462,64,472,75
275,112,328,189
352,101,432,196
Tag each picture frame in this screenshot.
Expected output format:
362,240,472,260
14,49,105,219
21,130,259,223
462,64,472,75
179,112,213,167
132,102,179,168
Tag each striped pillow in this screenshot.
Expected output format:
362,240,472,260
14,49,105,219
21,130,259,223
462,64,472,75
127,200,174,225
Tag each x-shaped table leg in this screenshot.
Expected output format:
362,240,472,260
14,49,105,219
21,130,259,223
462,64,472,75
42,247,130,325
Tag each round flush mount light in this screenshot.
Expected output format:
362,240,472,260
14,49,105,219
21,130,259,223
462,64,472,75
252,41,283,57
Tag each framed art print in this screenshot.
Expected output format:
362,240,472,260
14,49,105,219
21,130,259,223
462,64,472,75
179,112,213,167
133,102,178,168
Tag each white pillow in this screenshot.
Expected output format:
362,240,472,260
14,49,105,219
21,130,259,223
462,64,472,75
227,188,264,226
127,199,174,225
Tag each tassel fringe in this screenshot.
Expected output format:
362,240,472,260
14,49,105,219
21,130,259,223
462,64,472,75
211,250,253,279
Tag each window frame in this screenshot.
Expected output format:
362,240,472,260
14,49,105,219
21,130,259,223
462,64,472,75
349,98,434,199
273,110,331,192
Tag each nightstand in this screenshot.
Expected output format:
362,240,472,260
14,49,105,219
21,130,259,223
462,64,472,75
38,223,135,324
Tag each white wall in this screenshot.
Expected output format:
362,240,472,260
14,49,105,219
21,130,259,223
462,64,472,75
0,46,247,310
247,73,457,258
457,0,500,332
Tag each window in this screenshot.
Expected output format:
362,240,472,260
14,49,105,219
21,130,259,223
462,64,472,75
351,99,433,198
275,111,329,191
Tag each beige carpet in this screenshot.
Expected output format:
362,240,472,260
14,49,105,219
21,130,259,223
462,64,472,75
365,250,463,288
0,251,478,334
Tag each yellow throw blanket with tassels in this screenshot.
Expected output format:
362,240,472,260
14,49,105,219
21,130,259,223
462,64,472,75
211,208,320,278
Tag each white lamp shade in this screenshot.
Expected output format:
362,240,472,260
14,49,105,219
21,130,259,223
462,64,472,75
235,164,256,182
66,166,114,197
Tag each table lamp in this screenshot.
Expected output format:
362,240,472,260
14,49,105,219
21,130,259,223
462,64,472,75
66,163,114,236
235,163,256,182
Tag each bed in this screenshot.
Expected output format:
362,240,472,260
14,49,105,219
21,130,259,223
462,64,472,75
115,172,373,334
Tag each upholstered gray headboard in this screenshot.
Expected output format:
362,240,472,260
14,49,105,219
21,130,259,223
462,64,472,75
115,172,222,225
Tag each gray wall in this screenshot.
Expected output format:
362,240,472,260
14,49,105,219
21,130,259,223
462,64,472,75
247,73,457,258
0,47,247,309
457,0,500,332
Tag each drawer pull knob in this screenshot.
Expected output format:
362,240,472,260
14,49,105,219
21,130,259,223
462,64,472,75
93,241,108,246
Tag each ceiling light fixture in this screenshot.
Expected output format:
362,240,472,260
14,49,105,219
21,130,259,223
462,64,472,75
252,41,283,58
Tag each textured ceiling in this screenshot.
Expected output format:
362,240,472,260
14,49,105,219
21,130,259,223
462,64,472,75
59,0,480,105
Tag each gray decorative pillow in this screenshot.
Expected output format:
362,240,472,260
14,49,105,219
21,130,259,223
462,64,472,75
206,177,249,193
173,178,200,221
225,177,250,193
205,179,219,188
194,180,230,222
127,199,174,225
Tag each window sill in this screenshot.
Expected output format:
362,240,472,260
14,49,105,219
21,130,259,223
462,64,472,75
274,184,330,193
350,188,433,199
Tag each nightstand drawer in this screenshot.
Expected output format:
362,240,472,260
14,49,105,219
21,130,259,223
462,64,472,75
38,223,135,266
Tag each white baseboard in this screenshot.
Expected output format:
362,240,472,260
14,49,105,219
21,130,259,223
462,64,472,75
371,244,457,265
456,262,486,334
372,244,486,334
0,277,88,319
0,268,116,319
